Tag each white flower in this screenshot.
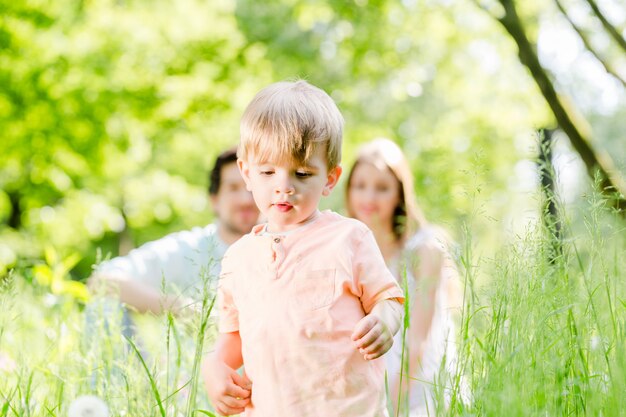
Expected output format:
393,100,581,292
68,395,109,417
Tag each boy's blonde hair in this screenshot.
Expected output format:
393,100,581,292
238,80,343,169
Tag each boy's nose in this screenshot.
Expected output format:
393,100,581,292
275,184,295,195
274,176,295,195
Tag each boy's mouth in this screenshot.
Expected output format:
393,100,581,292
274,202,293,212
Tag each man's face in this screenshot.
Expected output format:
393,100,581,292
211,162,259,237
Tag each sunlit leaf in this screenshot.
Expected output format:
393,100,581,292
51,279,89,302
33,264,53,286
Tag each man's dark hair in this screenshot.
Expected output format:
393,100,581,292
209,148,239,195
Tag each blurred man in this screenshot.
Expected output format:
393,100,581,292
88,148,259,314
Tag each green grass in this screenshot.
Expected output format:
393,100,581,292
448,197,626,416
0,267,218,417
1,200,624,416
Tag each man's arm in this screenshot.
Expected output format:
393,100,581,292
351,298,403,360
88,273,194,315
87,227,219,315
202,331,252,416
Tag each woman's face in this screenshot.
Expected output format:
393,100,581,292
348,161,401,230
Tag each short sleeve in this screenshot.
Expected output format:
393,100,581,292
217,251,240,333
353,229,405,313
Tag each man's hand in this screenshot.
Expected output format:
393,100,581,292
202,354,252,416
351,299,403,360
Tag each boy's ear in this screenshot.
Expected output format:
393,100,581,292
323,165,342,196
237,158,253,192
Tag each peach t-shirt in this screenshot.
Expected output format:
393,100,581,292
218,210,404,417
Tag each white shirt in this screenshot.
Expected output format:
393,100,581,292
385,227,460,416
96,223,228,299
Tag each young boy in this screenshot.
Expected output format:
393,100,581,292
203,81,404,417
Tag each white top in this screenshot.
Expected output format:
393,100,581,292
96,223,228,299
385,226,459,416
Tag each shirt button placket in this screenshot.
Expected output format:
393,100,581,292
270,237,284,279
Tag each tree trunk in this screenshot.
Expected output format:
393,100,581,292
7,191,22,229
538,128,562,263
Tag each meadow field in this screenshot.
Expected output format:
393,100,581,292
1,196,624,417
2,1,625,415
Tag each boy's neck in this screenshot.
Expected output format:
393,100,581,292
265,210,321,235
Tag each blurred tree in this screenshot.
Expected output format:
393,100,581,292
235,0,552,232
0,0,273,276
472,0,626,213
1,0,624,278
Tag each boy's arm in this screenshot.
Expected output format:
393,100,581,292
351,298,403,360
202,331,252,416
351,228,405,360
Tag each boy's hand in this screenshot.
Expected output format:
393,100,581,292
351,314,394,360
351,299,403,360
203,355,252,416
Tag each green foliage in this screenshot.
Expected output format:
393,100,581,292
0,0,273,277
0,0,623,306
0,0,567,279
32,247,88,301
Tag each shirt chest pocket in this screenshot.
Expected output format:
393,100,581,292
292,268,336,310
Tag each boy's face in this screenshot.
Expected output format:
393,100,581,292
238,146,342,233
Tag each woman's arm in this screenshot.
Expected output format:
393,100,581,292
407,243,443,375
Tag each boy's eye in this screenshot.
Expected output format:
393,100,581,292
260,170,274,176
295,171,312,178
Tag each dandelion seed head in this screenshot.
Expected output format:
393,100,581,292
68,395,109,417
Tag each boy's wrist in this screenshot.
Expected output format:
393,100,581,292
370,299,403,336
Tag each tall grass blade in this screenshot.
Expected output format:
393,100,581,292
124,335,167,417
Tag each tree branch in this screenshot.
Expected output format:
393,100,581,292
554,0,626,88
584,0,626,55
492,0,626,213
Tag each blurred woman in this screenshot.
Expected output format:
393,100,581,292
346,138,463,416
